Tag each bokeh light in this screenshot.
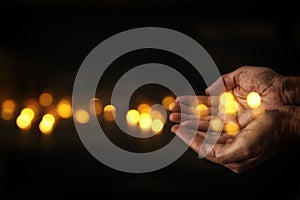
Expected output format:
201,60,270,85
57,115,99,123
218,100,238,115
57,99,72,119
103,105,116,121
219,92,234,105
137,103,150,114
162,96,175,110
24,99,40,116
210,117,223,132
126,109,140,125
139,113,152,130
89,98,102,115
39,114,56,134
75,109,90,124
151,119,164,133
39,92,53,107
247,92,261,109
1,99,17,120
224,121,240,136
196,104,208,117
16,108,35,130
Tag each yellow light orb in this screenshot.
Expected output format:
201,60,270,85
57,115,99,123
210,117,224,132
218,100,238,115
103,105,116,121
247,92,261,109
2,99,16,113
89,98,102,115
219,92,234,105
75,109,90,124
39,92,53,107
151,119,164,133
126,109,140,125
137,103,150,114
224,121,240,136
57,99,72,119
139,113,152,130
16,115,32,130
21,108,35,121
196,104,208,117
42,114,56,124
162,96,175,110
39,114,56,134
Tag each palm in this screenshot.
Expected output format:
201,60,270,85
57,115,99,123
229,67,284,110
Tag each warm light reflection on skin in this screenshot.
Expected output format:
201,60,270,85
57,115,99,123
103,105,116,121
126,109,140,125
137,103,150,114
139,113,152,130
247,92,261,109
1,99,17,120
224,121,240,136
196,104,208,117
210,117,223,132
218,92,238,114
57,99,72,119
75,109,90,124
39,114,56,134
39,92,53,107
89,98,102,115
219,92,234,105
151,119,164,133
16,108,35,130
162,96,175,110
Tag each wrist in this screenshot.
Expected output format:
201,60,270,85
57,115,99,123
281,76,300,106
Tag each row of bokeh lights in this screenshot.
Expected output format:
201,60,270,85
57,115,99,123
0,92,175,135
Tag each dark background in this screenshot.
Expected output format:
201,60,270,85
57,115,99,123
1,0,300,198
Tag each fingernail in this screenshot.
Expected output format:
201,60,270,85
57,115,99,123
171,126,177,133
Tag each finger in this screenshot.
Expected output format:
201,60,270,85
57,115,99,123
224,156,264,174
169,112,212,123
205,68,242,95
171,124,198,149
169,102,217,115
176,96,219,107
181,120,210,132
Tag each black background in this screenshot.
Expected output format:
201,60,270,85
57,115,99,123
1,0,300,198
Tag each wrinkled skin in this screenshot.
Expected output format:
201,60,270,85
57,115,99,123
169,66,298,173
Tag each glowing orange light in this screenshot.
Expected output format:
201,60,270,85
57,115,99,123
16,108,35,130
151,119,164,133
1,99,17,120
224,121,240,136
57,99,72,119
137,103,150,114
75,109,90,124
103,105,116,121
24,99,40,116
39,114,56,134
247,92,261,109
210,117,223,132
196,104,208,117
218,100,238,115
139,113,152,130
89,98,102,115
39,92,53,107
126,109,140,125
162,96,175,110
219,92,234,105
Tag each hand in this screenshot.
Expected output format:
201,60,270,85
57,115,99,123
170,107,293,173
206,66,286,110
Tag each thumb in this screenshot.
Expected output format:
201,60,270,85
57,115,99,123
205,70,239,95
